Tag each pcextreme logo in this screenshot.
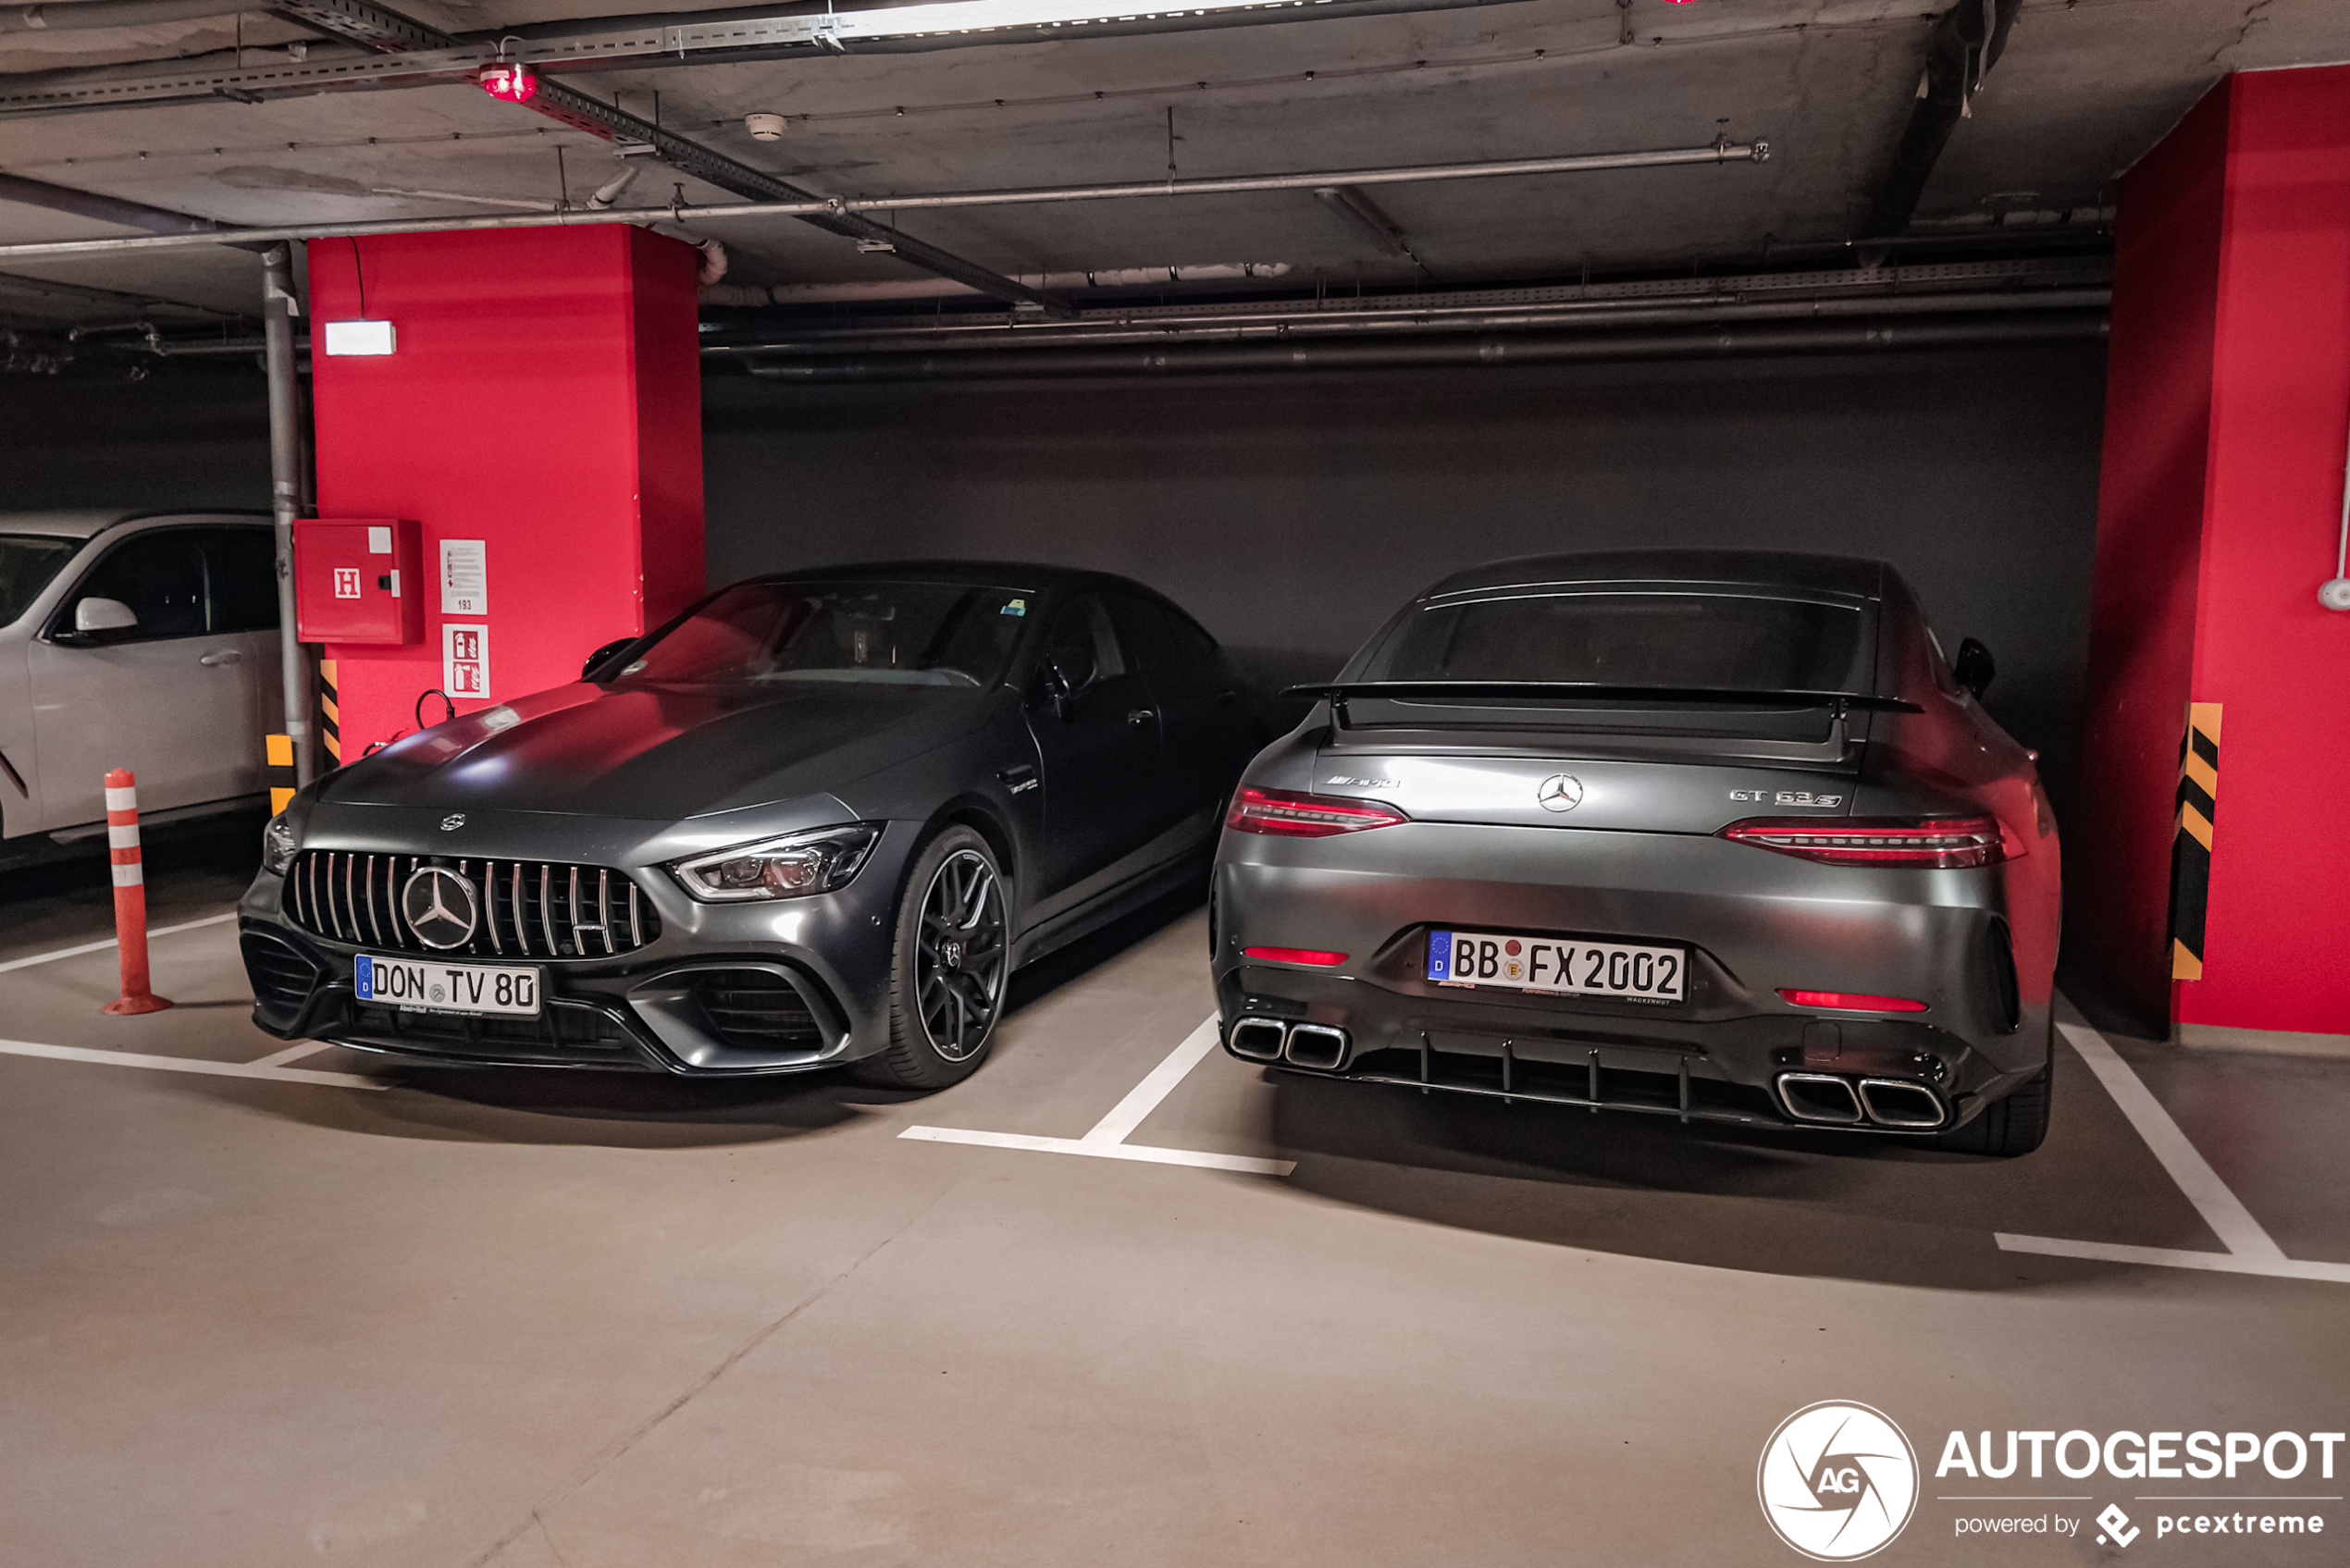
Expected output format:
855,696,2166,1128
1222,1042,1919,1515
1759,1401,1922,1562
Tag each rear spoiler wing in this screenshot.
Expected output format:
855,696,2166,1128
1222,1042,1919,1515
1282,681,1923,725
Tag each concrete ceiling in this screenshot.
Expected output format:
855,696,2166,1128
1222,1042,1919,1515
0,0,2341,327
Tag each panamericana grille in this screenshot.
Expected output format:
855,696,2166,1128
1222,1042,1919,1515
285,851,662,959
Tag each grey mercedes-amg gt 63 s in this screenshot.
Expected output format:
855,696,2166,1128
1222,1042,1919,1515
1212,549,2059,1154
240,563,1259,1087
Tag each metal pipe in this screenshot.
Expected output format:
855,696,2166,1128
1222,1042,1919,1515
739,311,2109,382
0,0,254,31
707,287,2113,357
0,140,1766,262
259,243,314,785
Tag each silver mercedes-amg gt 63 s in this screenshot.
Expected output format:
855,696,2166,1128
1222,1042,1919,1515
240,563,1260,1088
1212,549,2059,1154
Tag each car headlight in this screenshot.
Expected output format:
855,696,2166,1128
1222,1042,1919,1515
261,812,303,877
668,822,882,902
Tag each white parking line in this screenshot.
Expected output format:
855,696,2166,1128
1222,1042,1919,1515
0,911,237,974
901,1014,1295,1177
245,1040,335,1068
1996,1021,2350,1284
0,1037,384,1090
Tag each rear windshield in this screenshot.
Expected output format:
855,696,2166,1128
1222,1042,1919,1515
0,534,79,626
1362,591,1871,693
612,580,1032,689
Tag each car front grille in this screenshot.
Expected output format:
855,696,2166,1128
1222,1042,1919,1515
689,969,827,1050
285,851,662,959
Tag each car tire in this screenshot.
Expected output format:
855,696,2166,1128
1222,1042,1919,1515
855,825,1011,1091
1935,1027,2053,1157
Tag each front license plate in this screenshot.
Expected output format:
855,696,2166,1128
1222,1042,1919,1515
1427,930,1688,1004
354,955,542,1017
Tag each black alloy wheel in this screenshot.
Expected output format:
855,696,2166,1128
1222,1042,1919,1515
863,825,1010,1088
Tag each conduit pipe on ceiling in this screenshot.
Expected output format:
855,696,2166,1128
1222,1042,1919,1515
702,287,2114,356
0,0,255,31
704,261,1294,305
0,139,1767,263
739,311,2109,382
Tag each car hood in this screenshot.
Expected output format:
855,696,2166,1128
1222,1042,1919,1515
322,680,996,819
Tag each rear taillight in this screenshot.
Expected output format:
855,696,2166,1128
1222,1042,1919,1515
1243,945,1349,967
1226,786,1408,837
1720,815,2005,869
1778,988,1928,1014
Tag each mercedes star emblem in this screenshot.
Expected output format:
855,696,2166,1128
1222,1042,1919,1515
439,812,466,832
401,866,480,950
1536,773,1585,813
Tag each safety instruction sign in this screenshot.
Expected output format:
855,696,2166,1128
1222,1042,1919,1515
439,538,488,615
443,623,489,698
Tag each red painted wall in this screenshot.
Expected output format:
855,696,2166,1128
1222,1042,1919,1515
2077,66,2350,1036
2073,81,2232,1029
307,224,704,757
2181,67,2350,1035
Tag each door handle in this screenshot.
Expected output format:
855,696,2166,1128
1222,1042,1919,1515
996,763,1040,795
198,649,242,667
1127,708,1156,726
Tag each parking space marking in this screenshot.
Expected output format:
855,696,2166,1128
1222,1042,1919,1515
0,1037,385,1091
0,911,237,974
1995,1021,2350,1283
900,1014,1295,1176
244,1040,336,1068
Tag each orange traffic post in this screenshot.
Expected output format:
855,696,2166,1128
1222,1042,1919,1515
101,769,173,1017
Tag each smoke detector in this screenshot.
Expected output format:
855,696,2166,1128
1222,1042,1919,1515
745,113,786,142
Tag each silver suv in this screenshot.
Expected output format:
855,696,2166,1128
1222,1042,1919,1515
0,511,282,863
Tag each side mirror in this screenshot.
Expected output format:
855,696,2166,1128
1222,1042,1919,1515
582,637,635,680
73,597,140,637
1953,636,1996,699
1042,651,1094,720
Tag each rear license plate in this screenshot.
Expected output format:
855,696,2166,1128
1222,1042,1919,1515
355,955,542,1017
1427,931,1688,1004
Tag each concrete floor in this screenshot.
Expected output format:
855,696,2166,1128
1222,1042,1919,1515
4,824,2346,1566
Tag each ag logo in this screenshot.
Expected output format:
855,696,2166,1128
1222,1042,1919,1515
1758,1401,1918,1561
1535,773,1584,813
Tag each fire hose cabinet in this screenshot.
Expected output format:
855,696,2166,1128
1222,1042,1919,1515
294,519,422,644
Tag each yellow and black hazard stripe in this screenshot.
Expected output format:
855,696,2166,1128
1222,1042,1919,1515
319,658,341,767
266,734,296,815
2168,701,2220,981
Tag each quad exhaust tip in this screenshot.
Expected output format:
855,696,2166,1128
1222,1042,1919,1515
1225,1017,1352,1071
1228,1018,1286,1062
1777,1071,1948,1130
1283,1022,1349,1071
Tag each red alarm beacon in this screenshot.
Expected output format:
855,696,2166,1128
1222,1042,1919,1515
478,62,538,103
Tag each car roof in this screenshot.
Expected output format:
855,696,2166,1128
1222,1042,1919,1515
1421,549,1887,601
0,509,267,542
753,560,1182,603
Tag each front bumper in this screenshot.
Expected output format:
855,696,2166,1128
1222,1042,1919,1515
1211,821,2054,1134
237,814,921,1076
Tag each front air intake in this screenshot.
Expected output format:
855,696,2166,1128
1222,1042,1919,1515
1228,1018,1286,1062
1777,1072,1864,1124
1282,1023,1350,1071
1858,1078,1948,1129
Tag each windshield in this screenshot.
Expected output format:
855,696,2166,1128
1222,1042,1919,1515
1362,591,1871,694
0,534,79,626
612,580,1033,689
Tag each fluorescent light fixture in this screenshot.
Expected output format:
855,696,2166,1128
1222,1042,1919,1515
323,319,396,356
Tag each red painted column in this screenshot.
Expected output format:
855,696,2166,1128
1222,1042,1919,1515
2075,65,2350,1040
306,224,705,757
